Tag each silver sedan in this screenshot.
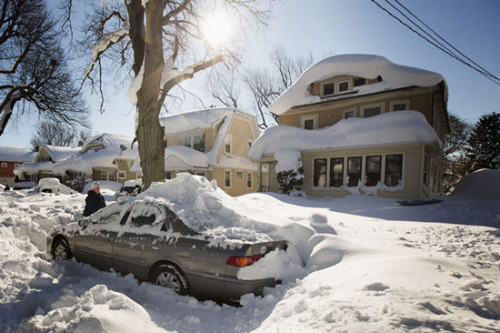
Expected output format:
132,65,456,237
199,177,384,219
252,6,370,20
47,200,287,302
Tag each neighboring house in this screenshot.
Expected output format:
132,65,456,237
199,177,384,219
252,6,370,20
132,108,265,196
52,133,139,184
0,146,36,187
249,54,449,200
14,145,79,183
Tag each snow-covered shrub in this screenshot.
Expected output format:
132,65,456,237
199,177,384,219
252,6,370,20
277,167,304,195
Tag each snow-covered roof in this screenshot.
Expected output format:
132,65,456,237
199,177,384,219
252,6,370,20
0,146,35,162
134,108,257,172
40,145,80,162
269,54,446,116
53,133,138,175
159,107,239,134
248,111,441,163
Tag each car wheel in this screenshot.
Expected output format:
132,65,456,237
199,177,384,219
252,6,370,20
52,238,72,260
151,264,189,295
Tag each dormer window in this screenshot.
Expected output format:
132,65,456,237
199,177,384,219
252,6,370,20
353,78,366,87
322,82,335,96
338,80,349,93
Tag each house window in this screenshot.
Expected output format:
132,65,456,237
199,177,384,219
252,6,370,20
338,80,349,93
224,171,231,188
225,135,232,154
1,162,7,168
390,101,408,111
117,171,126,179
236,171,244,179
347,157,362,187
179,129,205,152
344,110,355,119
353,78,366,87
301,114,318,130
101,171,115,181
165,172,172,179
304,119,314,130
163,140,167,148
362,105,383,118
329,157,344,187
385,154,403,186
365,155,381,186
313,158,327,187
247,172,252,189
322,82,335,96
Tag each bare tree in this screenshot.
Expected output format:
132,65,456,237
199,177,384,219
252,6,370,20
30,120,92,149
208,68,241,108
0,0,88,136
72,0,269,189
242,45,314,128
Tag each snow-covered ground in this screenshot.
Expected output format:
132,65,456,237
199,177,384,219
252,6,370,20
1,170,499,332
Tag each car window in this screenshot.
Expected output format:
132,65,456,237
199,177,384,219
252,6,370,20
162,206,198,236
89,205,123,225
128,204,163,229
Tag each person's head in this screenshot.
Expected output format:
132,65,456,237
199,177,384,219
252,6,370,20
91,181,101,193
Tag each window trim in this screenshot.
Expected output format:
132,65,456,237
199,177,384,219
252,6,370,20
390,100,409,112
337,80,350,93
224,170,232,188
321,82,335,97
343,109,356,119
300,114,319,130
224,135,232,154
117,171,126,179
246,172,252,189
361,104,384,118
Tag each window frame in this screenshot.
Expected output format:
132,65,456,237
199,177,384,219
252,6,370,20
337,80,350,93
313,158,327,188
362,104,384,118
321,82,335,97
347,156,362,187
224,135,232,154
117,171,126,179
224,170,231,188
365,155,382,187
385,154,403,187
246,172,252,189
390,100,409,112
300,114,319,130
329,157,344,188
1,162,7,168
343,109,356,119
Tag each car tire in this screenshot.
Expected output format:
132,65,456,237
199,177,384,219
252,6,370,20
151,264,189,296
52,238,72,260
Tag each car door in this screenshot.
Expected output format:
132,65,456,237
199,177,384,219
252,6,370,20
111,203,165,280
72,204,124,271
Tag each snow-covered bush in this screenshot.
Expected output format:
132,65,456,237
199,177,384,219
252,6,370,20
277,167,304,195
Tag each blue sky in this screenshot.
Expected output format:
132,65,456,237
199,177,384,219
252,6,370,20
1,0,499,149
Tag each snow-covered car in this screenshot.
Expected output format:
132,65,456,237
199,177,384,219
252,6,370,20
114,179,142,200
12,181,36,190
47,200,288,302
34,178,75,195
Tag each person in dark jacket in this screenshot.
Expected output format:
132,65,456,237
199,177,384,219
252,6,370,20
83,181,106,217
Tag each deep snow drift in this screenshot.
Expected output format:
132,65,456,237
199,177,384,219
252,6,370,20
0,170,499,332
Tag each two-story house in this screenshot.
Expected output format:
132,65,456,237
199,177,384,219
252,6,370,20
132,108,265,196
249,54,449,200
0,146,36,187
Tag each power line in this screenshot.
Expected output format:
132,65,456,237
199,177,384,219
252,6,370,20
370,0,500,86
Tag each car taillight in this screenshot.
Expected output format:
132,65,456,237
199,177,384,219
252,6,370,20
226,254,264,267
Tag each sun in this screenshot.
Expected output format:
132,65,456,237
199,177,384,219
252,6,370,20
202,11,232,48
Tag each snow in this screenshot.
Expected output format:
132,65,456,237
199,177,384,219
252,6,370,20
0,169,499,332
0,146,35,162
269,54,446,116
249,111,440,172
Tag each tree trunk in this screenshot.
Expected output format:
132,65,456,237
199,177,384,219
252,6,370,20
136,0,165,190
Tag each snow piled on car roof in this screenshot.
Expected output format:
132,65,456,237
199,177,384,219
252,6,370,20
136,173,312,249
